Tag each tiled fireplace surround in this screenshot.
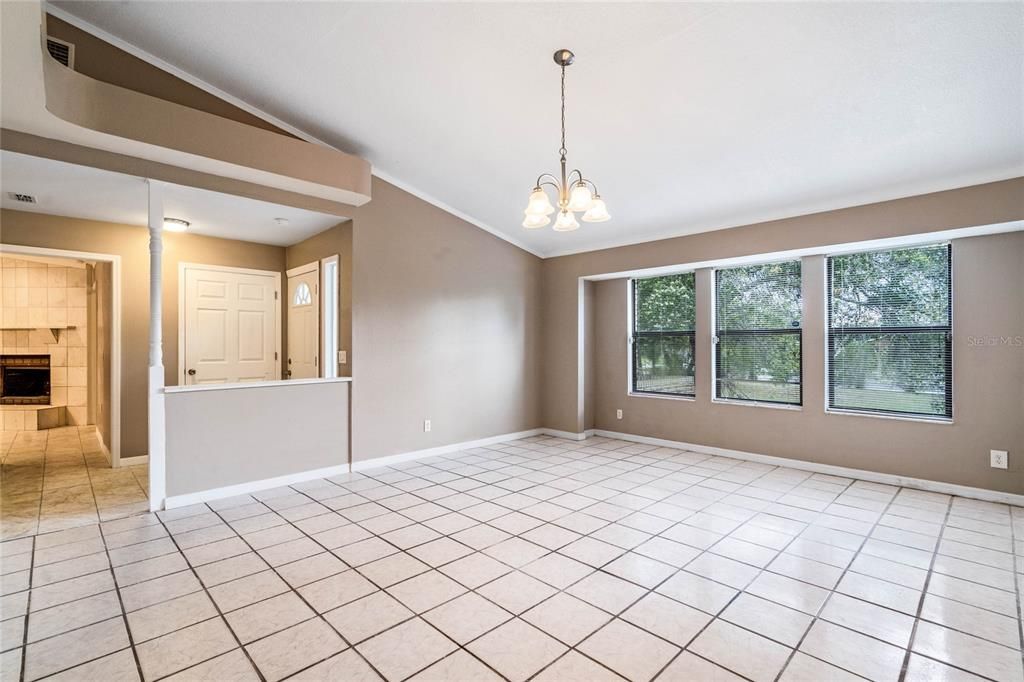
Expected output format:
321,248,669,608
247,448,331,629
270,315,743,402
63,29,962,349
0,256,89,430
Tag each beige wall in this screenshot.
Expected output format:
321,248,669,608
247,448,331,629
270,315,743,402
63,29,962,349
286,220,353,377
89,261,113,448
349,178,544,462
544,178,1024,494
165,381,349,498
1,209,286,457
592,232,1023,494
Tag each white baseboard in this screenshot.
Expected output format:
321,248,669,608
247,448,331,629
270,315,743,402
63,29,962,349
164,463,350,509
117,455,148,468
593,429,1024,507
352,428,546,472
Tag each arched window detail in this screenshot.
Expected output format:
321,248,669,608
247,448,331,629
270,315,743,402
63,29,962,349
293,281,312,306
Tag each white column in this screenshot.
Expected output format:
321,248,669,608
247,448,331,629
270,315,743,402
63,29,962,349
147,180,167,512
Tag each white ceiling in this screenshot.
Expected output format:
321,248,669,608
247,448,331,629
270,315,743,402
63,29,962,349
0,151,342,246
51,2,1024,257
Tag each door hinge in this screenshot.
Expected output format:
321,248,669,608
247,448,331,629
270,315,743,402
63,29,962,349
274,290,279,300
314,355,318,366
274,351,278,360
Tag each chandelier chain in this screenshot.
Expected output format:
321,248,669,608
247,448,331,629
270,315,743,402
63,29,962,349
559,64,567,160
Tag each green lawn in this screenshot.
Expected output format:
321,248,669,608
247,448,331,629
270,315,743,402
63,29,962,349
636,376,944,415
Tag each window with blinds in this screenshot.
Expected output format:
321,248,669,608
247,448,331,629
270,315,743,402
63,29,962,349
631,273,696,396
714,261,802,405
828,244,952,419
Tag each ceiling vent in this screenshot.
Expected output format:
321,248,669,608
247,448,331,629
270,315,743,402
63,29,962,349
7,193,37,204
46,36,75,69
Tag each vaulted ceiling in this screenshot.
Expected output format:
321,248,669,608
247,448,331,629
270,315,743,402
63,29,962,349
52,2,1024,257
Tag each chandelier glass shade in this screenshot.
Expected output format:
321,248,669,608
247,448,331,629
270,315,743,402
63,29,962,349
522,49,610,230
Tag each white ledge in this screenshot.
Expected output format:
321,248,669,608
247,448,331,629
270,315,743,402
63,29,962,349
164,377,351,394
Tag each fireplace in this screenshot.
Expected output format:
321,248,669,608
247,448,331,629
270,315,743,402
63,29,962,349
0,355,51,405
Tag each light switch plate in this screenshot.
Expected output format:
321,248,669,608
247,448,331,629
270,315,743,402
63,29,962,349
991,450,1008,469
424,419,431,433
616,409,623,420
338,350,347,364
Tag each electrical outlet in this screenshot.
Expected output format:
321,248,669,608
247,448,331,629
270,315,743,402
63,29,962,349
338,350,347,364
990,450,1008,469
616,409,623,420
424,419,431,433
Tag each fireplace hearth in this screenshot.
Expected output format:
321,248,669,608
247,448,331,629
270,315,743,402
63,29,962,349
0,355,51,405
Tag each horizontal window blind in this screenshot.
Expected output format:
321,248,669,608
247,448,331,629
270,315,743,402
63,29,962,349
715,261,802,405
828,244,951,419
632,274,696,396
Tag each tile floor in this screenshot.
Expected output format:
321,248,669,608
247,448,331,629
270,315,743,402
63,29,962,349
1,426,149,540
1,434,1022,681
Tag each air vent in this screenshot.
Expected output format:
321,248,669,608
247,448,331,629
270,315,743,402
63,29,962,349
45,36,75,69
7,193,37,204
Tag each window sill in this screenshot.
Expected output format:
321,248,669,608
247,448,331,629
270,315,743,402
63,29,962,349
628,392,696,403
712,398,802,411
825,408,953,425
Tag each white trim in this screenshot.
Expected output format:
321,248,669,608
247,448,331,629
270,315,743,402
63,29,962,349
0,243,122,465
576,278,586,433
352,428,547,472
117,455,148,467
164,376,351,394
592,429,1024,507
164,463,350,509
177,262,282,386
824,407,953,425
320,255,339,379
629,392,696,403
286,261,319,278
711,398,803,412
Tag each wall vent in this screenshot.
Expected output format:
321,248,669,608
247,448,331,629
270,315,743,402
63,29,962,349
7,193,37,204
45,36,75,69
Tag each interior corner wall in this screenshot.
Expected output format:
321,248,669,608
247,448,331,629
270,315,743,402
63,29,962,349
285,220,353,377
350,178,543,463
550,177,1024,494
0,209,286,458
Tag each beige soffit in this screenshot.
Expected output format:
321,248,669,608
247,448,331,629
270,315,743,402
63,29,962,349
43,3,542,259
1,2,371,208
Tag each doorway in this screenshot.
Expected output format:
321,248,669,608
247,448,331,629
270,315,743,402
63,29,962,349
179,263,281,385
287,262,319,379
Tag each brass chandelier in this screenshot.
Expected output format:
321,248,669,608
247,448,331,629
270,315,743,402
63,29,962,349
522,49,610,231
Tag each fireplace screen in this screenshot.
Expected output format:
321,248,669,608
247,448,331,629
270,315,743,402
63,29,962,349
0,355,51,405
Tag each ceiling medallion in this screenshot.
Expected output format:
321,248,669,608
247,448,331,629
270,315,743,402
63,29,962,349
522,49,610,231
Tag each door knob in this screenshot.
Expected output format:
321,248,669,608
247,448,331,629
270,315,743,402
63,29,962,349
187,369,196,376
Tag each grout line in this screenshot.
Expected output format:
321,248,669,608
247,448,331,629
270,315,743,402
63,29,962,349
147,511,268,682
772,478,905,682
5,435,1022,682
897,494,954,682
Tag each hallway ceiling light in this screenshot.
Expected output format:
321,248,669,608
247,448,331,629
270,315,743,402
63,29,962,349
163,217,189,232
523,49,610,231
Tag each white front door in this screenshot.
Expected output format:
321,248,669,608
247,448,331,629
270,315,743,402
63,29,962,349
287,263,319,379
182,265,279,385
